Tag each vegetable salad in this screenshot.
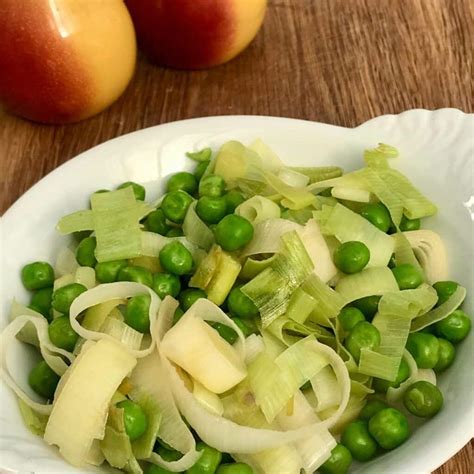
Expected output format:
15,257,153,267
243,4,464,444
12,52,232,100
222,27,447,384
1,140,471,474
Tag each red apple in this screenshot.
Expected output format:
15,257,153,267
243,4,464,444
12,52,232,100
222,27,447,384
125,0,267,69
0,0,137,124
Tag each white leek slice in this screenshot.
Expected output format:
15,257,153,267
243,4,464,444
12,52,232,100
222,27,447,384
193,379,224,416
392,232,424,275
236,196,281,225
44,339,136,466
323,204,394,267
9,300,44,346
0,315,73,415
183,202,215,251
276,391,336,472
190,245,241,306
163,337,350,454
241,218,301,257
331,187,371,202
403,230,448,283
263,171,316,210
235,446,302,474
160,306,247,393
55,246,79,277
411,286,466,332
54,273,75,291
242,231,314,328
101,317,143,351
244,334,265,364
335,267,399,303
277,168,310,188
75,266,96,289
309,365,341,412
69,282,161,358
82,299,126,331
248,337,328,423
297,219,338,283
249,138,284,172
17,398,49,436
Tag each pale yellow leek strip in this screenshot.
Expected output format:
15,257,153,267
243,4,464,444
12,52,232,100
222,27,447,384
162,337,350,454
75,266,96,289
0,315,73,415
55,246,79,277
44,339,136,467
235,196,281,225
69,282,161,358
403,229,448,283
276,391,336,472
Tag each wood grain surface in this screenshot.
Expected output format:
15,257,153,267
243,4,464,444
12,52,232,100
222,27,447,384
0,0,472,471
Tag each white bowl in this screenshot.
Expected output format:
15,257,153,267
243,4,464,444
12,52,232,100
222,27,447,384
1,110,472,473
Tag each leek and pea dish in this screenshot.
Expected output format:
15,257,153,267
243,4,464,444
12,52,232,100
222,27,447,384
1,140,471,474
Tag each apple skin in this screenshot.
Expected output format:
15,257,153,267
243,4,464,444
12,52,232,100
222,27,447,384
125,0,267,69
0,0,136,124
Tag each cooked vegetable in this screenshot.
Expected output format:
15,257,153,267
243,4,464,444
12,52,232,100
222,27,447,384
368,408,410,450
2,138,469,474
403,381,443,418
21,261,55,290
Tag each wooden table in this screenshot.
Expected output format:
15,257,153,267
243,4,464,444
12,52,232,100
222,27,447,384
0,0,472,471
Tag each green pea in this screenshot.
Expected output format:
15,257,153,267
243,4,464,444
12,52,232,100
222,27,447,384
338,307,366,332
368,408,409,450
21,261,55,291
359,399,389,421
420,324,436,335
117,399,148,441
406,332,439,369
118,265,153,287
162,191,194,224
333,241,370,274
232,317,257,338
29,287,53,319
216,463,253,474
28,360,60,400
117,181,146,201
48,316,79,351
360,202,391,232
146,209,171,235
403,380,443,418
196,196,227,224
224,191,245,214
95,259,128,283
194,160,210,181
144,464,173,474
179,288,207,311
152,273,181,299
215,215,254,251
352,295,381,321
125,294,151,333
210,322,238,344
391,264,423,290
340,420,377,462
435,309,471,343
373,358,410,393
434,338,456,372
199,174,226,198
167,172,198,195
76,236,97,267
173,307,185,325
93,189,109,195
319,443,352,474
187,441,222,474
433,280,459,306
167,227,184,237
227,287,259,319
345,321,381,362
52,283,87,313
160,242,194,275
399,215,420,231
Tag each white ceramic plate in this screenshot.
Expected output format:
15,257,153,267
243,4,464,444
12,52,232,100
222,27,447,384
1,110,473,474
